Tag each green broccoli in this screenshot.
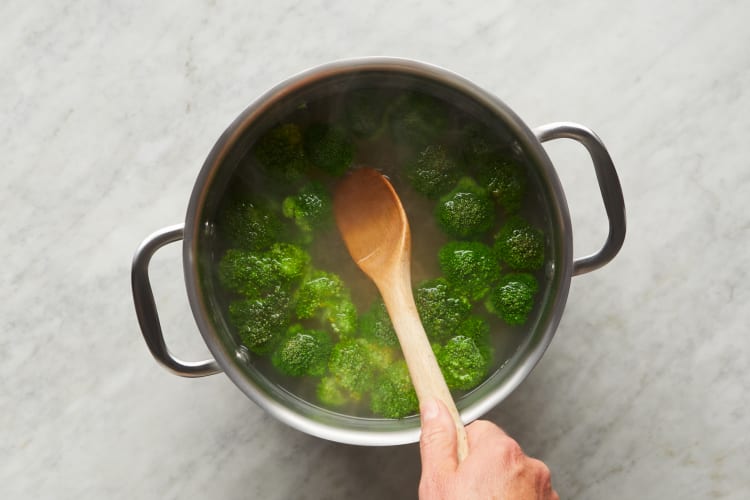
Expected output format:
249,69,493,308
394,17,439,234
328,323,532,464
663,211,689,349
327,338,380,397
360,299,399,347
218,249,276,296
371,360,419,419
461,124,501,167
271,324,332,377
343,89,387,140
218,243,309,297
267,242,311,282
461,126,528,214
486,273,539,325
438,241,501,300
294,270,345,318
316,339,394,408
281,182,333,237
414,278,472,342
326,298,358,338
388,91,449,147
436,335,490,390
435,177,495,239
294,270,358,337
455,315,493,365
254,123,310,181
304,123,354,176
367,341,396,372
217,199,281,251
477,155,527,213
494,216,545,271
228,291,291,354
316,376,348,408
405,144,461,199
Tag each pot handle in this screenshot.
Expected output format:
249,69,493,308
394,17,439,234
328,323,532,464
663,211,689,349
131,224,221,377
534,122,626,276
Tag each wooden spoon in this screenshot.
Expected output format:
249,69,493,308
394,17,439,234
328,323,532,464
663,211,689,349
334,167,469,462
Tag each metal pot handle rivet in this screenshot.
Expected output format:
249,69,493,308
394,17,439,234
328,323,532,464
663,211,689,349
534,122,627,276
131,224,222,377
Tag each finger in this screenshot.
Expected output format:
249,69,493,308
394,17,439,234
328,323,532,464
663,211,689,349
419,398,459,477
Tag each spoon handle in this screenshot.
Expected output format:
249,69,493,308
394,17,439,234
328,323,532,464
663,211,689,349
381,274,469,462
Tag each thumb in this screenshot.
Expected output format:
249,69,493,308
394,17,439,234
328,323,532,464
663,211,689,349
419,399,458,477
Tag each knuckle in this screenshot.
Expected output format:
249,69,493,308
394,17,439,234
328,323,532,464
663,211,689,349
500,437,525,463
535,458,552,481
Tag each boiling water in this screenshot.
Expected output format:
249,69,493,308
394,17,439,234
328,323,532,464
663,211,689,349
207,86,552,418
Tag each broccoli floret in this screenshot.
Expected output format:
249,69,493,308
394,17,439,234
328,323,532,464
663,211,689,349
388,92,448,147
316,376,348,408
218,244,309,297
436,335,490,390
218,249,276,296
405,144,461,199
294,270,345,318
267,242,310,282
327,338,380,397
360,299,399,347
438,241,501,301
304,123,354,176
326,298,358,338
455,316,493,365
435,177,495,239
254,123,310,181
271,324,333,377
371,360,419,419
486,273,539,326
344,89,387,140
477,155,527,213
317,339,393,408
367,342,396,372
217,199,281,251
461,124,500,167
414,278,471,342
228,291,291,354
281,182,333,237
494,216,545,271
462,126,527,213
294,270,358,337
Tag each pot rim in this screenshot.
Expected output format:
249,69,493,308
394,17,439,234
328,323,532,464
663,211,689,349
182,57,573,446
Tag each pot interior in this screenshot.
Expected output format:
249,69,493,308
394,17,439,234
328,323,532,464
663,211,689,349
186,61,570,444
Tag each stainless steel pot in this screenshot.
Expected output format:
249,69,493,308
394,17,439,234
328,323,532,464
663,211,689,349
131,58,625,446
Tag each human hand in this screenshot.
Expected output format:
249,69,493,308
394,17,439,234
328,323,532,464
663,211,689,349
418,399,558,499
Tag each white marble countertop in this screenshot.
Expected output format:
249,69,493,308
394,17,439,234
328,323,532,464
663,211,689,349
3,1,748,498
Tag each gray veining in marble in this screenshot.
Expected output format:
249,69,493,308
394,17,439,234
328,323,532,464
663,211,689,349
2,1,749,498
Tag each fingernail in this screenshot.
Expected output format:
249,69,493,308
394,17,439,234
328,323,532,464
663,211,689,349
421,399,440,421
